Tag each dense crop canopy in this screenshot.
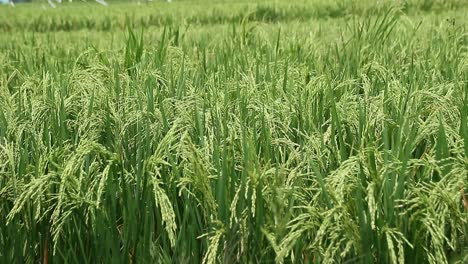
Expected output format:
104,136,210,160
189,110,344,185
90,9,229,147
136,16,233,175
0,0,467,263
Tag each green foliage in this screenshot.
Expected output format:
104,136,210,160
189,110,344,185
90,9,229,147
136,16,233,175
0,0,467,263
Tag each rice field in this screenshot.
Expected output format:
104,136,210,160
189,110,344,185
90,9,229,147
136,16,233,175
0,0,467,263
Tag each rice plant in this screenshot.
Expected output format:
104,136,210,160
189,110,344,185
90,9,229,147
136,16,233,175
0,0,467,263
